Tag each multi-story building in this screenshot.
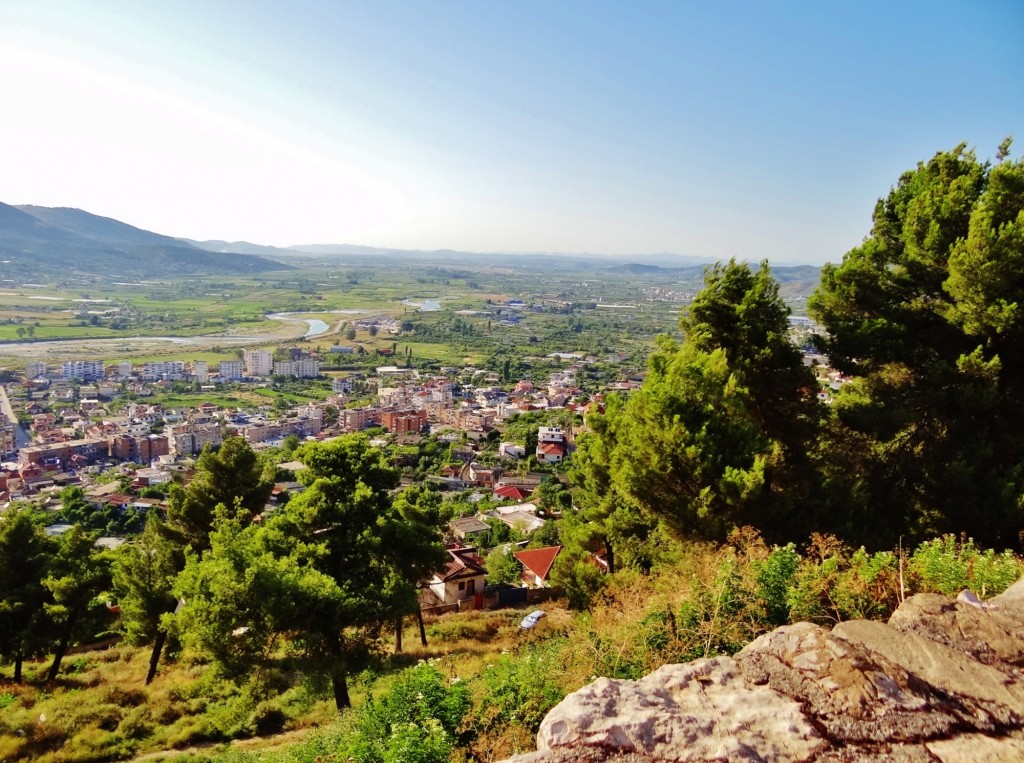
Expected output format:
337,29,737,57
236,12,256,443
25,361,46,379
332,376,353,393
109,434,170,463
116,361,134,379
381,408,428,435
166,422,223,456
20,437,109,467
0,424,16,458
339,407,382,432
61,360,104,381
244,350,273,377
142,360,185,381
219,360,243,381
273,359,320,378
193,360,209,383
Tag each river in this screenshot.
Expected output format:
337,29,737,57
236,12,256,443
0,310,363,359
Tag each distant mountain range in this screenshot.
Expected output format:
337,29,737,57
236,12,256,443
0,204,290,278
0,202,823,288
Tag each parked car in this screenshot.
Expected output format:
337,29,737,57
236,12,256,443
519,610,546,630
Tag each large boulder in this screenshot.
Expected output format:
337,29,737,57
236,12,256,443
504,583,1024,762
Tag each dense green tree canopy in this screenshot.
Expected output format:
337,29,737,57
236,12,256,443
165,437,276,553
0,508,54,681
613,260,822,542
174,434,448,711
810,142,1024,546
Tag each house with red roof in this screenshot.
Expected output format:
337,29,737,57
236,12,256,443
536,441,566,464
513,545,562,588
425,546,487,606
494,485,531,501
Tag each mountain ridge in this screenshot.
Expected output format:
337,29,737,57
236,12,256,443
0,204,290,278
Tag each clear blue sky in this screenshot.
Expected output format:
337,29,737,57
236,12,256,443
2,0,1021,264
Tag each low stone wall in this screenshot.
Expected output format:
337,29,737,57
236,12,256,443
506,579,1024,762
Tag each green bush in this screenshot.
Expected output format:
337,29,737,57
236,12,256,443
910,535,1023,597
478,640,565,733
753,543,799,625
343,661,470,763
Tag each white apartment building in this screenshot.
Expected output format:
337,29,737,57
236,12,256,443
193,360,209,383
219,360,243,380
244,350,274,377
273,359,320,378
26,361,46,379
116,361,134,379
142,360,185,380
61,360,104,381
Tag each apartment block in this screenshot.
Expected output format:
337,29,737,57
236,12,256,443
244,350,274,377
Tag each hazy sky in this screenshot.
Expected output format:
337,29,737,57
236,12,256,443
1,1,1021,264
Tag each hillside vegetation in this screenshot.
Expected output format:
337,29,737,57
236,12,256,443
1,141,1023,762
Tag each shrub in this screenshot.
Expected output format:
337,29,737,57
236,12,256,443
753,543,799,625
477,641,565,733
342,662,470,763
910,535,1023,597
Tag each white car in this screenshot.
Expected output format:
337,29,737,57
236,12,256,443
519,610,546,630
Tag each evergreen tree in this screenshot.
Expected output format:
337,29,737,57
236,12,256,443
43,525,110,680
0,508,53,681
165,437,275,553
175,435,448,711
613,261,822,542
112,515,181,684
810,142,1024,546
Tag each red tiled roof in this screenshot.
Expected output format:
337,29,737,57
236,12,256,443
513,546,562,581
538,443,565,455
495,485,531,501
438,547,487,582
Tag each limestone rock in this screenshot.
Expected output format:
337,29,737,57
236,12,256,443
537,657,824,762
833,619,1024,728
737,622,964,742
887,593,1024,671
504,581,1024,763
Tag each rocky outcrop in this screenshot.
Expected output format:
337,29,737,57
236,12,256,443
506,579,1024,762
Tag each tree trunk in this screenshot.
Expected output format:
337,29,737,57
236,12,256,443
394,615,403,653
328,633,350,710
416,608,428,647
606,539,616,575
331,667,350,710
14,652,23,683
47,609,79,681
146,630,167,685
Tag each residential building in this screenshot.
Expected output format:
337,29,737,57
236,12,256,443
166,422,223,456
26,361,46,379
20,437,109,467
499,442,526,460
339,407,381,432
274,359,320,378
381,408,427,435
109,434,170,463
244,350,273,377
219,360,243,380
513,546,562,588
142,360,185,381
332,376,353,393
536,426,567,463
193,360,209,383
61,360,104,381
425,546,487,607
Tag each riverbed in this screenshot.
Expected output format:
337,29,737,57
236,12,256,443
0,310,364,361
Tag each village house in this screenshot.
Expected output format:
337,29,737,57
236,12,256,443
513,545,562,588
424,545,488,608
